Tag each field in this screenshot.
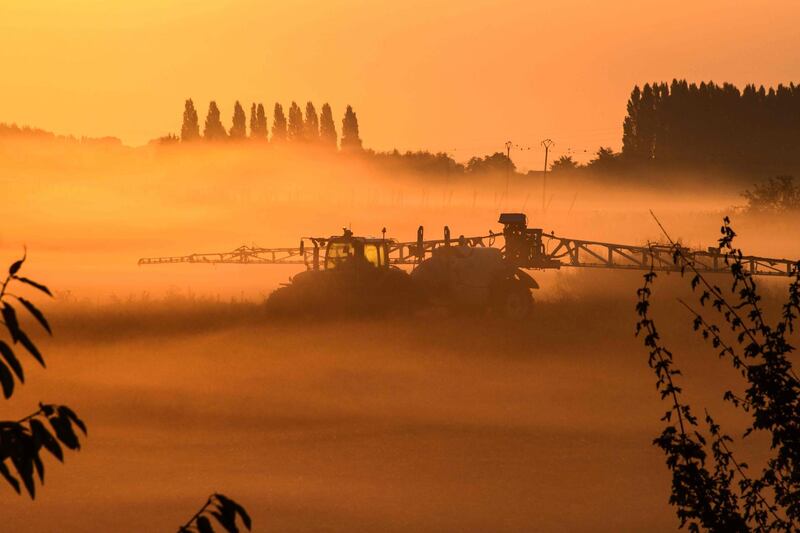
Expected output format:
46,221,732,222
2,139,798,531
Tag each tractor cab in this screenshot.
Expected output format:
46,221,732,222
306,229,392,270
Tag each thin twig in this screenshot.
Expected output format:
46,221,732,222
677,299,750,373
177,495,213,533
706,409,787,527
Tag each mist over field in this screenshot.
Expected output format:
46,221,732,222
3,138,796,302
2,138,799,530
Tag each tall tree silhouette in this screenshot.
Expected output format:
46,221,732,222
180,99,200,142
303,102,319,143
229,101,246,139
271,103,287,142
287,102,303,142
319,103,337,148
203,101,227,140
621,80,800,173
249,103,257,140
250,103,267,140
340,105,362,151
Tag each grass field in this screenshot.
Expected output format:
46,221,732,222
2,141,798,530
4,271,791,531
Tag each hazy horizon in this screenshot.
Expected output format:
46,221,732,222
3,3,800,531
3,1,800,170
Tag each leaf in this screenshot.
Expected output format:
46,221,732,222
16,330,44,367
211,509,238,533
13,277,52,297
0,462,20,494
48,415,80,450
1,303,21,342
30,419,63,462
0,361,14,398
0,341,24,381
216,494,251,530
32,454,44,484
9,253,25,276
196,516,215,533
12,455,35,499
15,297,51,335
57,406,87,435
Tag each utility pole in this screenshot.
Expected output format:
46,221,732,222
540,138,554,211
504,140,513,198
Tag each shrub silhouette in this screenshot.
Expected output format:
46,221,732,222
743,176,800,214
0,252,86,498
636,217,800,530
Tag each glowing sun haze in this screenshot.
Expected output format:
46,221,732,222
2,0,799,169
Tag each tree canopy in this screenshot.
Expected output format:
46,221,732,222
203,101,227,140
622,80,800,174
271,103,287,142
303,102,319,143
340,105,362,151
229,101,246,139
180,99,199,142
319,103,337,149
287,102,303,142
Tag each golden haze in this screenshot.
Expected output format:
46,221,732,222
1,1,800,168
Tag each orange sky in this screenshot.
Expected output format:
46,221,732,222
1,0,799,169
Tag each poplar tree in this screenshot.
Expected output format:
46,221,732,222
249,103,257,139
271,103,287,142
340,105,362,150
230,100,247,139
203,101,227,140
180,99,200,142
303,102,319,142
250,103,267,140
287,101,304,142
319,103,337,148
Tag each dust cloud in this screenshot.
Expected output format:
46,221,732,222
2,138,798,531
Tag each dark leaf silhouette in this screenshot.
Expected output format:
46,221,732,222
196,516,214,533
13,277,52,297
216,493,252,529
30,418,63,461
57,405,87,435
2,303,21,342
16,329,44,367
0,255,85,499
0,462,20,494
15,297,52,334
12,453,36,498
0,361,14,398
8,253,25,276
48,413,81,450
178,493,252,533
0,340,24,381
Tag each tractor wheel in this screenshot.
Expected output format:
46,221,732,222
494,280,533,320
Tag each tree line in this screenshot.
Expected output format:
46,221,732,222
621,80,800,173
179,99,362,150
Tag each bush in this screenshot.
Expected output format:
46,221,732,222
636,217,800,530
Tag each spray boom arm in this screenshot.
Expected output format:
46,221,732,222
138,213,798,277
